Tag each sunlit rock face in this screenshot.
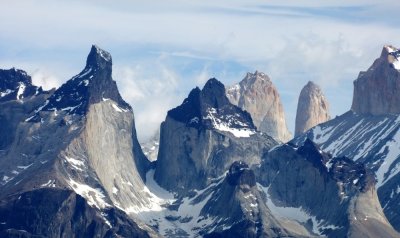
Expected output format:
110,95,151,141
0,45,157,237
352,45,400,115
295,81,330,136
227,71,292,142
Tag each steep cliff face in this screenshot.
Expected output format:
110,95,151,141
256,139,398,237
293,45,400,232
352,45,400,115
295,81,330,136
142,138,398,237
154,78,277,194
227,71,292,142
0,46,156,237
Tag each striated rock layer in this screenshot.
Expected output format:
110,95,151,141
227,71,292,142
352,45,400,115
295,81,330,136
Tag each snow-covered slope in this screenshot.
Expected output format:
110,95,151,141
292,45,400,231
293,111,400,231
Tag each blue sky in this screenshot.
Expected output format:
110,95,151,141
1,0,400,140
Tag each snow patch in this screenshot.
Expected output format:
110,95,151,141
40,180,55,187
204,108,255,138
111,103,128,113
65,156,85,171
67,179,111,209
16,83,26,100
95,46,112,62
131,170,225,237
61,102,82,112
17,163,33,170
376,124,400,187
0,89,13,97
258,184,341,235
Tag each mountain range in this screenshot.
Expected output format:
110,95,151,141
0,44,399,237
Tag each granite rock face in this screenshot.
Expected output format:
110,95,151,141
295,81,330,136
154,78,277,195
0,46,156,237
227,71,292,142
351,45,400,115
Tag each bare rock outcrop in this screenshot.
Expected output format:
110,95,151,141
227,71,292,142
295,81,330,136
351,45,400,115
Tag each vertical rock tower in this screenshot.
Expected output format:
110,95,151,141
226,71,292,142
295,81,330,136
352,45,400,115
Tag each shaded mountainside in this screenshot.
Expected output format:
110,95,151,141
295,81,330,136
154,78,277,195
226,71,292,142
293,45,400,232
137,138,398,237
0,46,156,237
0,68,44,103
294,111,400,232
0,188,151,238
256,140,398,238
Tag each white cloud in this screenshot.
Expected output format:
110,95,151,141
31,69,61,90
114,61,183,141
1,0,400,137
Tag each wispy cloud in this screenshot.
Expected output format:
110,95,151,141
1,0,399,138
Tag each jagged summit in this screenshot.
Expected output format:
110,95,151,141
27,45,130,119
0,68,43,102
351,45,400,115
168,77,256,137
226,71,292,142
86,45,112,71
295,81,330,136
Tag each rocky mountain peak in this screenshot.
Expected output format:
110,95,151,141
0,68,43,102
86,44,112,71
27,45,130,119
351,45,400,115
295,81,330,136
226,71,292,142
200,77,230,107
226,161,256,188
243,70,270,85
168,78,255,136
